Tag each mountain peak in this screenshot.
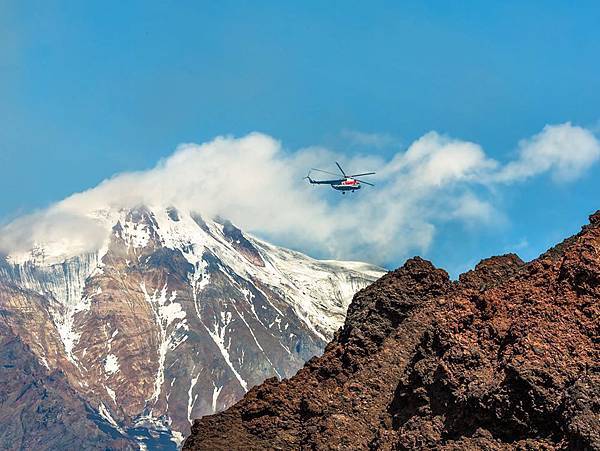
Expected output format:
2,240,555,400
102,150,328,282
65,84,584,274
588,209,600,225
0,205,385,447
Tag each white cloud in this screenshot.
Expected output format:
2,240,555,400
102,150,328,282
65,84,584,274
1,123,598,266
383,132,498,187
495,122,600,182
447,193,497,224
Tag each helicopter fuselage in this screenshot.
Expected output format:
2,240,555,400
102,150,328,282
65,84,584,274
332,178,361,191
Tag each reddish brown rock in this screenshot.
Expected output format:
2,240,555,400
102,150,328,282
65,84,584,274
184,212,600,450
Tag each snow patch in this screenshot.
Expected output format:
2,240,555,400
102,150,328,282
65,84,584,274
104,354,120,374
98,402,125,434
120,220,150,248
187,372,200,425
231,301,281,379
141,284,186,402
106,386,116,403
171,430,184,447
212,382,223,413
204,310,248,392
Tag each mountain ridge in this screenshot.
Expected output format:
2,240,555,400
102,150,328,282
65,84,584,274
183,211,600,450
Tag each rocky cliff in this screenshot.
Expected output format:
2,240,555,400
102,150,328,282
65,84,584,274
183,212,600,450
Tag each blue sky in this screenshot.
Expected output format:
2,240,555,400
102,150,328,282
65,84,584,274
2,1,600,275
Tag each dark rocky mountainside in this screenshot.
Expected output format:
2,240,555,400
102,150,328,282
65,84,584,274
184,212,600,450
0,327,134,450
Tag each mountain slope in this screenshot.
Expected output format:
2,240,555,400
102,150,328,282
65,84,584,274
183,212,600,450
0,206,384,448
0,308,136,450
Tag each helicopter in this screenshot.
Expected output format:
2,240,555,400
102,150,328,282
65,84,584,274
305,162,375,194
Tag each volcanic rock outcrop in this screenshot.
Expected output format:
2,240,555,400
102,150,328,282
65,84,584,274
184,212,600,450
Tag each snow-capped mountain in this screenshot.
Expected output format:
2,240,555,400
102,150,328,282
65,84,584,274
0,206,384,449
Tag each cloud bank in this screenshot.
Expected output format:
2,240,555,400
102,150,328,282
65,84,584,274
1,122,598,265
495,123,600,182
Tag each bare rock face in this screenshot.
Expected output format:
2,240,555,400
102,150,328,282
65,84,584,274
0,206,383,449
0,329,135,450
183,212,600,451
